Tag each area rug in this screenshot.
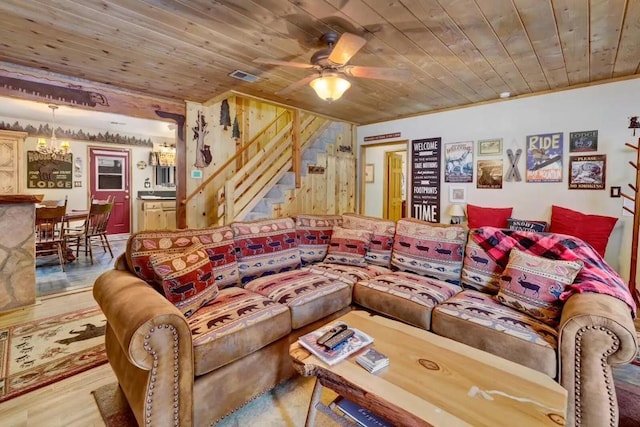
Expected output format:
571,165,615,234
93,375,338,427
0,306,107,402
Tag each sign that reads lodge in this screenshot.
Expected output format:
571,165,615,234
27,151,73,189
411,137,441,223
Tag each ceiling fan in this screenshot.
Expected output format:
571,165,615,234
253,32,412,101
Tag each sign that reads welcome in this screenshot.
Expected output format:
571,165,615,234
411,137,441,223
27,151,73,189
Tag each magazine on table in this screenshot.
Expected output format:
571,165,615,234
297,321,374,366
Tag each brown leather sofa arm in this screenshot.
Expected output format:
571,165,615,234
558,292,638,427
94,269,195,426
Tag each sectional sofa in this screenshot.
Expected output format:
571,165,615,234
93,213,638,427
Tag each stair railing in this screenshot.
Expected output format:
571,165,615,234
182,107,330,225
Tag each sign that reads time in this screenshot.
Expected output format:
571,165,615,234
411,137,441,223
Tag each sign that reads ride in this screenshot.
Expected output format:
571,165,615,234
27,150,73,189
411,137,441,223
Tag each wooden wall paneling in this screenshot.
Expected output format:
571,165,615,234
326,144,337,214
589,0,626,80
613,0,640,76
512,0,569,87
474,0,549,91
435,0,528,95
551,0,590,85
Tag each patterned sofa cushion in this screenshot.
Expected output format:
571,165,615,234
324,226,372,266
189,287,291,376
432,290,558,378
149,239,218,318
244,270,351,329
126,226,240,289
342,213,395,268
303,263,392,286
295,214,342,265
460,237,504,294
231,217,301,284
353,271,461,330
496,248,583,326
391,218,467,284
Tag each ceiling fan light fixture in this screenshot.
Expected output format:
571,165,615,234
309,74,351,102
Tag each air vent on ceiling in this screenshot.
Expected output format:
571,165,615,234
229,70,260,83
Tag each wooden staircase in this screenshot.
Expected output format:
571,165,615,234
183,108,332,225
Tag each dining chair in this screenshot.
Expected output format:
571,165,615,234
39,195,68,208
35,205,68,272
65,202,114,264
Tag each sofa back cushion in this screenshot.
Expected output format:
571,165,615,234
126,226,240,289
341,213,395,268
295,214,343,265
460,237,503,294
324,226,372,266
391,218,467,285
232,217,301,284
149,239,219,318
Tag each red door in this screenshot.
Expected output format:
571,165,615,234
89,148,131,234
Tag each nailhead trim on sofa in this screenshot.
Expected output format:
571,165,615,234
143,324,180,427
573,325,620,427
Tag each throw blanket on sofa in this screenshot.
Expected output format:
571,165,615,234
472,227,637,316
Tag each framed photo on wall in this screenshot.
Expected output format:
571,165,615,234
364,164,374,183
478,138,503,156
449,186,467,203
444,141,473,183
569,154,606,190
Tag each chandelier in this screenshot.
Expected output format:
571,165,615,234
309,72,351,102
37,105,70,155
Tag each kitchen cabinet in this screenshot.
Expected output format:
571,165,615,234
137,200,176,231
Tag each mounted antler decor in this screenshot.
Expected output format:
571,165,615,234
622,116,640,304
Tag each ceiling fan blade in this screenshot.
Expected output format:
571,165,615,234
276,74,317,96
328,32,366,65
253,58,314,69
343,65,412,82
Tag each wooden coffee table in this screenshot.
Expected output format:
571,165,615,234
290,310,567,427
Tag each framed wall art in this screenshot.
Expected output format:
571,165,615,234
444,141,473,183
478,138,503,156
449,186,467,203
364,164,375,183
569,130,598,152
569,154,606,190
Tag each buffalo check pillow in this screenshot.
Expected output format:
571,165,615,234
496,248,583,326
150,238,218,318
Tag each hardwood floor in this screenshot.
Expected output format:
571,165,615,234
1,234,128,426
35,234,127,297
0,290,117,427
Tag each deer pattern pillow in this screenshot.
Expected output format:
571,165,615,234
496,248,583,326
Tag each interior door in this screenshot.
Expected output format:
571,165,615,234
385,152,404,222
89,148,130,234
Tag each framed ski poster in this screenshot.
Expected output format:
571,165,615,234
526,132,563,182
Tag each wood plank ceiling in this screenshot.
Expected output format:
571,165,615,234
0,0,639,125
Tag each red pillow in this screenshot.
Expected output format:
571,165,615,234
549,205,617,257
466,204,513,229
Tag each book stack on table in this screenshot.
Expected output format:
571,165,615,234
355,348,389,373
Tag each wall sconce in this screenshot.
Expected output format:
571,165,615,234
447,204,466,224
309,73,351,102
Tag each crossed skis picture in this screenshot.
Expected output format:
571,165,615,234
505,148,522,182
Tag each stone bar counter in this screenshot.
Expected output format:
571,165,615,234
0,194,43,313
